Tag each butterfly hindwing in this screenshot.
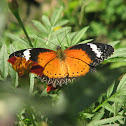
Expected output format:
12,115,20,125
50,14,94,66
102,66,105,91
43,57,68,78
65,56,90,77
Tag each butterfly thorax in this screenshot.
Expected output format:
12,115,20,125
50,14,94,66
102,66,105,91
56,46,66,60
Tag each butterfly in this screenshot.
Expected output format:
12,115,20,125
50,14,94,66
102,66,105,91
8,43,114,87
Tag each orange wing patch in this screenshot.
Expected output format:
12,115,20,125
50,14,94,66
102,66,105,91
65,57,90,77
65,49,93,65
37,51,56,67
43,58,68,78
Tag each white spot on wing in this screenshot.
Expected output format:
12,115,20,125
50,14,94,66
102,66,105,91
23,49,31,61
87,43,102,58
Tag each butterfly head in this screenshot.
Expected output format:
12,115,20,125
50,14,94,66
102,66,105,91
56,46,65,60
56,46,61,51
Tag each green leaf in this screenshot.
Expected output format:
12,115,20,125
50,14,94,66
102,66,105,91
9,67,18,87
102,103,114,113
29,34,46,46
0,44,8,79
108,97,123,103
51,6,63,26
42,15,51,27
9,44,16,54
107,48,126,62
117,74,126,92
55,20,69,27
109,48,126,58
52,27,71,36
109,41,120,47
32,20,47,33
6,33,30,47
107,57,126,62
78,39,93,44
71,26,89,45
82,113,94,118
107,82,115,98
0,38,4,46
94,116,124,125
116,90,126,96
29,73,35,94
98,95,102,104
88,108,104,126
92,108,104,121
8,45,19,87
95,123,120,126
65,31,71,47
12,41,30,50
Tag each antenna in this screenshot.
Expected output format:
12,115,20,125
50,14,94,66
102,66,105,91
37,30,71,48
60,30,71,44
37,35,57,46
57,30,71,48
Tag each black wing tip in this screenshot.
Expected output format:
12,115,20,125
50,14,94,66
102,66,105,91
9,49,27,58
104,44,114,59
89,43,114,66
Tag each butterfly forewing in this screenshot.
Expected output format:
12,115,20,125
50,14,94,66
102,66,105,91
66,43,114,66
9,48,55,62
65,48,93,65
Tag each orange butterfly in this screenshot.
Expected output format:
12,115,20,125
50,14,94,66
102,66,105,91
8,43,114,87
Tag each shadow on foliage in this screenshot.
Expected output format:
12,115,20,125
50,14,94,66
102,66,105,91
49,67,125,126
0,66,125,126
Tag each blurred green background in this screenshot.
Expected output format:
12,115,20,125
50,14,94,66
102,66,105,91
3,0,126,43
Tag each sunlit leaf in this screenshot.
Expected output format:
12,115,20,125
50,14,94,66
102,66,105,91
9,67,18,87
0,44,8,79
94,116,124,125
92,108,104,121
78,39,93,44
42,15,51,27
55,20,69,27
51,6,63,26
88,108,104,126
109,48,126,58
71,26,89,45
29,73,35,94
82,113,94,119
117,74,126,92
107,82,115,98
109,41,120,47
52,27,71,36
108,97,123,103
6,33,30,47
32,20,47,33
102,103,114,113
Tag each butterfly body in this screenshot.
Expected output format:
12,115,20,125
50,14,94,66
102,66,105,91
9,43,114,86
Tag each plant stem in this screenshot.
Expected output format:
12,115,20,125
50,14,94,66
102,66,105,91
8,0,33,48
15,12,33,47
18,75,30,90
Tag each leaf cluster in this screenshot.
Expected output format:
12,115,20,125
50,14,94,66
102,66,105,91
63,0,126,41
